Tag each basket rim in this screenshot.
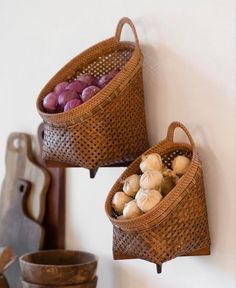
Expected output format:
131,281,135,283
19,250,98,268
36,37,142,128
105,139,201,232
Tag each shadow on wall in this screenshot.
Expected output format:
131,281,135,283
191,127,219,246
97,256,147,288
193,127,235,280
140,43,235,281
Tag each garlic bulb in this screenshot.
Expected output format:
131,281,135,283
140,170,163,190
122,174,140,197
140,153,162,173
136,189,163,212
112,192,133,215
135,188,144,200
123,200,143,219
172,155,190,175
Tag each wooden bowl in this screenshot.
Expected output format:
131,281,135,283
21,276,98,288
19,250,97,286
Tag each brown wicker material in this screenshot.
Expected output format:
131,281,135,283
105,122,211,266
36,17,149,169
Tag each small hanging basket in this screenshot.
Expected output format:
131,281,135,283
36,17,149,170
105,122,211,271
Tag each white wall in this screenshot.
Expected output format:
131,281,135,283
0,1,235,287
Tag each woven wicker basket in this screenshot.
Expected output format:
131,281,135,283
105,122,211,270
36,17,149,169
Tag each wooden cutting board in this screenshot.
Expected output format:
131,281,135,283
0,179,44,288
0,132,50,223
0,132,50,287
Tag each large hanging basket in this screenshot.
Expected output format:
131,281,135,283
36,17,149,170
105,122,211,270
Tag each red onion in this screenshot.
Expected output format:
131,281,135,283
58,90,78,108
42,92,58,113
66,80,87,95
64,98,83,112
81,85,100,102
54,81,68,96
98,74,112,89
77,74,98,86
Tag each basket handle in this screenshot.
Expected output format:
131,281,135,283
166,121,195,148
115,17,140,49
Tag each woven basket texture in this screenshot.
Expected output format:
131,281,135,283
105,122,211,265
37,18,149,169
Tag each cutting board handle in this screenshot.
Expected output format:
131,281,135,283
7,133,32,156
17,179,31,194
16,179,31,216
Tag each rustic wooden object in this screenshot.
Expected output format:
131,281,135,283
156,264,162,274
0,180,44,288
20,250,97,286
37,123,66,249
0,132,48,286
36,17,149,170
0,247,15,288
21,276,97,288
0,247,14,274
0,132,50,223
182,246,210,256
105,122,211,274
0,275,9,288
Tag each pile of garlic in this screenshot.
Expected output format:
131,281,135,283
112,153,191,219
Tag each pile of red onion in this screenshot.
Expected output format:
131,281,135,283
42,69,120,113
